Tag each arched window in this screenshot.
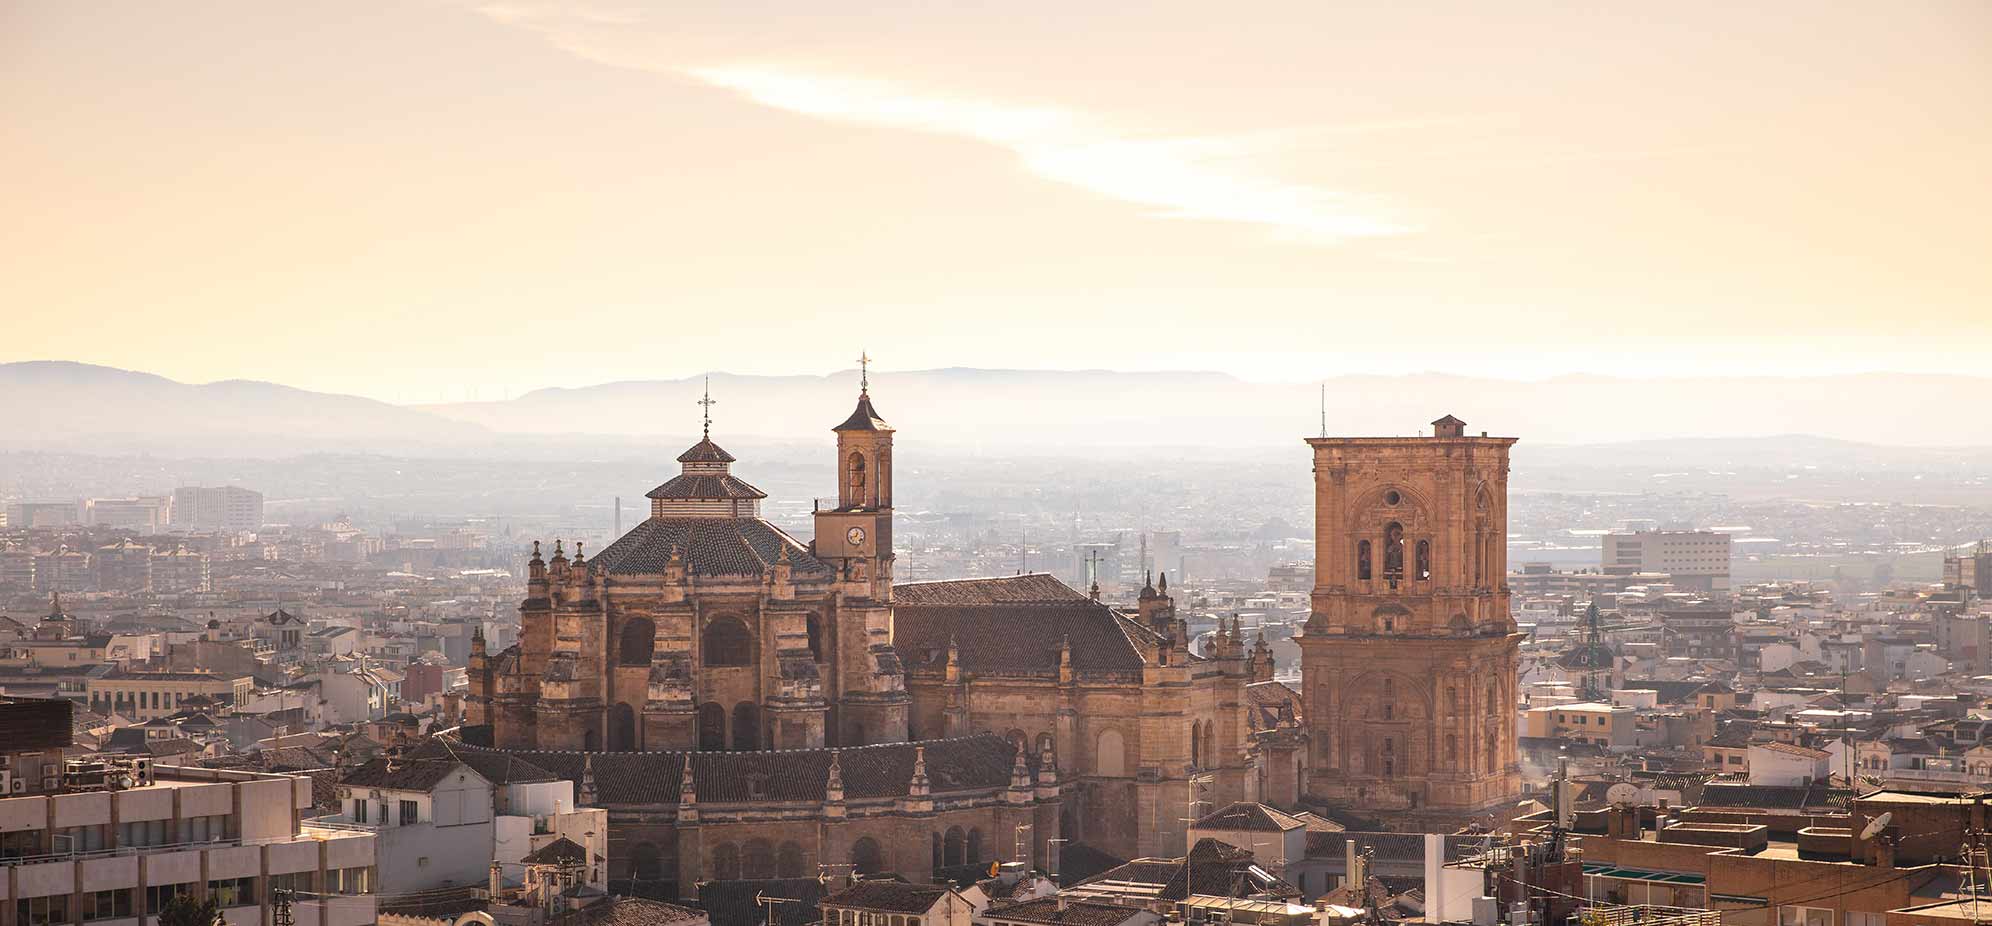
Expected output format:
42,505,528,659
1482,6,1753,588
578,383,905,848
777,842,805,879
584,728,599,751
698,702,726,751
1097,729,1127,777
1191,722,1202,769
944,827,965,867
703,617,754,667
847,722,866,748
1381,739,1396,777
806,614,823,662
712,843,740,881
847,452,867,497
931,833,944,871
742,839,775,879
1382,678,1395,720
1448,686,1459,714
732,702,760,751
967,828,984,864
631,842,663,882
1383,522,1405,584
1447,734,1458,763
1009,729,1028,754
1356,540,1372,581
619,618,655,666
611,702,637,751
850,837,883,876
1416,540,1431,581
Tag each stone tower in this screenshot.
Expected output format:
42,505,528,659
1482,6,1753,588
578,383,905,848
1297,414,1521,825
811,376,911,747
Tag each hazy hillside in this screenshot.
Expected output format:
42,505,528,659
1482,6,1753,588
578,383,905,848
0,361,490,456
420,368,1992,450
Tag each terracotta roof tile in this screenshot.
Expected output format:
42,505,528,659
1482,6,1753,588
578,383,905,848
592,518,828,578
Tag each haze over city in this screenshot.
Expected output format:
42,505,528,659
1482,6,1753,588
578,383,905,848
3,6,1992,926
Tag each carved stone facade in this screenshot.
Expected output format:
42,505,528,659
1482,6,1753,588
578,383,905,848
1297,414,1521,826
466,388,909,753
893,573,1268,860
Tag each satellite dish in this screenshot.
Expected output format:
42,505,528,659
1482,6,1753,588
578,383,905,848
1859,812,1893,841
1606,783,1639,805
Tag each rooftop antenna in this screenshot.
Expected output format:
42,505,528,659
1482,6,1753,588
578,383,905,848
856,350,871,395
698,376,717,439
1320,382,1327,439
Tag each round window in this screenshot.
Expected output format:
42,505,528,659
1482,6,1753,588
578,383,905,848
1384,490,1401,506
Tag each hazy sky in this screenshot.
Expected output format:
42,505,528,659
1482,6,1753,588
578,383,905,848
4,2,1987,402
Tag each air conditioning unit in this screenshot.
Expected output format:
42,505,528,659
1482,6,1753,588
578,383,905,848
0,771,9,794
9,777,23,794
338,787,352,800
41,773,60,792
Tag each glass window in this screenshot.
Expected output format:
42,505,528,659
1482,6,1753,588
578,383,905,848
331,866,375,895
83,889,133,921
270,871,315,903
147,883,191,916
400,800,419,826
210,876,256,908
18,896,70,926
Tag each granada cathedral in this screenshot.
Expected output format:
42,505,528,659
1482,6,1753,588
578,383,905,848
460,371,1519,898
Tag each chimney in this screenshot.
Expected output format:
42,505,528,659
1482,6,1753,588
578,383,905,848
489,861,502,898
1876,836,1897,870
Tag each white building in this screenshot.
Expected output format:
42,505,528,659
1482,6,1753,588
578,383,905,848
0,758,377,926
323,749,607,897
170,486,264,532
1747,742,1833,786
1601,530,1732,592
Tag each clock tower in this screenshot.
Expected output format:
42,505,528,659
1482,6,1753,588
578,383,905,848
811,358,909,744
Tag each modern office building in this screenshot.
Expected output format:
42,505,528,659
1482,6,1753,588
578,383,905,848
1601,529,1732,592
169,486,264,532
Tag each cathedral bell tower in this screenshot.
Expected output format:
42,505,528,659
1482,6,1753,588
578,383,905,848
1297,414,1521,826
811,355,909,745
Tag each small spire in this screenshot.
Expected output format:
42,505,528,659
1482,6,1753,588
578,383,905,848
697,376,717,439
679,754,697,805
553,539,564,559
572,541,584,564
1158,572,1168,594
826,751,845,801
579,753,598,805
531,540,542,560
856,350,871,395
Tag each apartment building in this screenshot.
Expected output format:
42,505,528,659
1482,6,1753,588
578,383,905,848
1603,530,1733,592
85,670,254,721
169,487,264,533
0,698,377,926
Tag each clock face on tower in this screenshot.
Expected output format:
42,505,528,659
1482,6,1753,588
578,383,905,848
846,526,867,547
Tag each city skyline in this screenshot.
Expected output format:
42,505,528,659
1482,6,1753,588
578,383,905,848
4,2,1988,400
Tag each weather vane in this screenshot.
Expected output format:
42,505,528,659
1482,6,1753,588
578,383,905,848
698,375,717,439
857,350,871,394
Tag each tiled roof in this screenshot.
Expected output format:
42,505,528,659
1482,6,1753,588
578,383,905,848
524,836,589,865
339,757,474,793
412,739,559,784
589,897,710,925
1754,741,1832,760
833,394,891,432
590,517,829,578
699,879,824,926
644,474,768,501
822,881,950,913
676,438,738,464
983,898,1143,926
442,733,1023,805
1193,801,1309,833
894,576,1146,675
1160,838,1300,901
895,574,1090,607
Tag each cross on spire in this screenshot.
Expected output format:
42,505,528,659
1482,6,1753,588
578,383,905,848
857,351,871,394
697,375,717,438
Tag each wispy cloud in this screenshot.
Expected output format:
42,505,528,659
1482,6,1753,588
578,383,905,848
460,3,1414,243
684,66,1414,243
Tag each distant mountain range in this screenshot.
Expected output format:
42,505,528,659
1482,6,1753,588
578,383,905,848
5,361,1992,461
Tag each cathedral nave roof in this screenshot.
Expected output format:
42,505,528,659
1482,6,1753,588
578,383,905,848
893,575,1150,675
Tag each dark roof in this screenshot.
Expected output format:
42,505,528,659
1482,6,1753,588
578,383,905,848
1193,801,1309,833
524,836,589,865
0,696,74,752
982,898,1143,926
1697,780,1849,810
699,879,824,926
412,739,559,784
1160,838,1300,901
644,474,768,501
339,757,478,793
1053,843,1127,887
822,881,950,913
676,438,738,464
894,576,1147,676
591,517,829,578
896,574,1090,607
833,393,891,432
442,733,1023,806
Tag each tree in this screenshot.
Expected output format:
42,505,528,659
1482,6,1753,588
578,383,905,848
156,894,223,926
